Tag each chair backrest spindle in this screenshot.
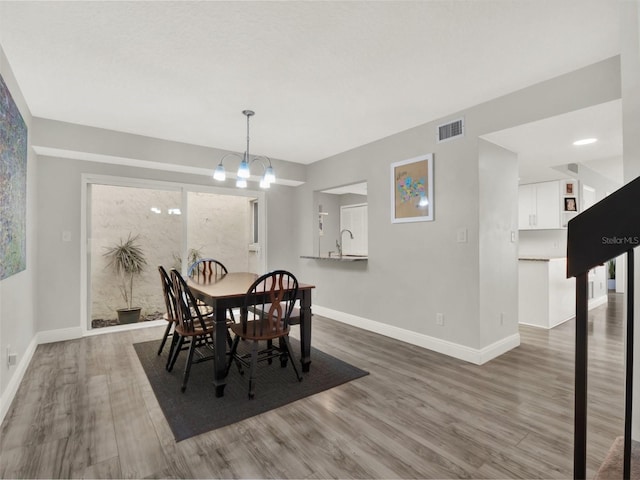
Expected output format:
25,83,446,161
171,269,210,333
158,265,179,322
187,258,228,282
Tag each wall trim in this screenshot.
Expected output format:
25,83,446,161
313,305,520,365
520,294,609,329
37,326,83,344
589,295,608,310
478,331,521,364
0,336,37,425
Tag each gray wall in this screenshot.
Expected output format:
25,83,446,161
478,139,519,347
0,46,37,414
294,56,621,358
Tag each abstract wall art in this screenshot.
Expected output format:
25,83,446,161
391,154,434,223
0,73,28,280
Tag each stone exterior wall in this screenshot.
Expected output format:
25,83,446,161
90,185,252,323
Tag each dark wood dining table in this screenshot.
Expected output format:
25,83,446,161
187,272,315,397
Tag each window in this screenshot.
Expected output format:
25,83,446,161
250,199,259,245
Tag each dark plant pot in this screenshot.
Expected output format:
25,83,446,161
117,307,142,324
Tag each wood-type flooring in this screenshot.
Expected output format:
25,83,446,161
0,293,626,478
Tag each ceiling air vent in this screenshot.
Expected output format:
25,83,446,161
437,117,464,143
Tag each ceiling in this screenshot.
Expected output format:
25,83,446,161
0,1,622,177
483,99,624,185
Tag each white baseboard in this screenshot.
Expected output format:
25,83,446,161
82,319,165,337
37,326,83,344
312,305,520,366
589,295,608,310
521,294,610,330
0,336,38,425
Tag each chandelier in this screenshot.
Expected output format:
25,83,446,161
213,110,276,189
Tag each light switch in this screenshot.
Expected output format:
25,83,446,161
62,231,72,242
457,228,467,243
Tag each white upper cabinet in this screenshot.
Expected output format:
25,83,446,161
518,180,562,230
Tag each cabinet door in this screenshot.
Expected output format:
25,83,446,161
518,184,536,230
535,181,561,229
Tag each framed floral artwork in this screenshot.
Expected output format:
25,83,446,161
391,154,434,223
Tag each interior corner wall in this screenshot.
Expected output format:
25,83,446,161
478,139,519,348
295,56,621,361
0,46,37,420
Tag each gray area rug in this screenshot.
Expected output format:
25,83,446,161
134,338,368,442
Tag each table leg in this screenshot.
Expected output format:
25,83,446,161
299,289,312,372
213,303,227,397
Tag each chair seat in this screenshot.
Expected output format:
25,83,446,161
175,318,215,337
230,319,290,341
250,305,300,325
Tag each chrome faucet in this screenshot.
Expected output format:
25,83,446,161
336,229,354,257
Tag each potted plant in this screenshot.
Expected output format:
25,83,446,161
103,233,148,324
172,247,202,271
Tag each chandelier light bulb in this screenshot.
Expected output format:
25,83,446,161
237,159,251,179
264,165,276,184
213,163,226,181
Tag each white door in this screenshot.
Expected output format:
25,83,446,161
340,204,368,255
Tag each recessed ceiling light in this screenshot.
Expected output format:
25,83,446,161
573,138,598,146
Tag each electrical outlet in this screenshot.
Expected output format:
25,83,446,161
6,346,16,367
436,313,444,326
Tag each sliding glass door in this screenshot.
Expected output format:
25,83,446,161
85,177,264,330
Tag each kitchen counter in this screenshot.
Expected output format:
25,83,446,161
519,257,574,328
300,255,368,262
518,256,566,261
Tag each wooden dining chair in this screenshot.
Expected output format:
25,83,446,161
226,270,302,399
187,258,236,324
167,269,217,392
157,266,179,359
187,258,228,281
